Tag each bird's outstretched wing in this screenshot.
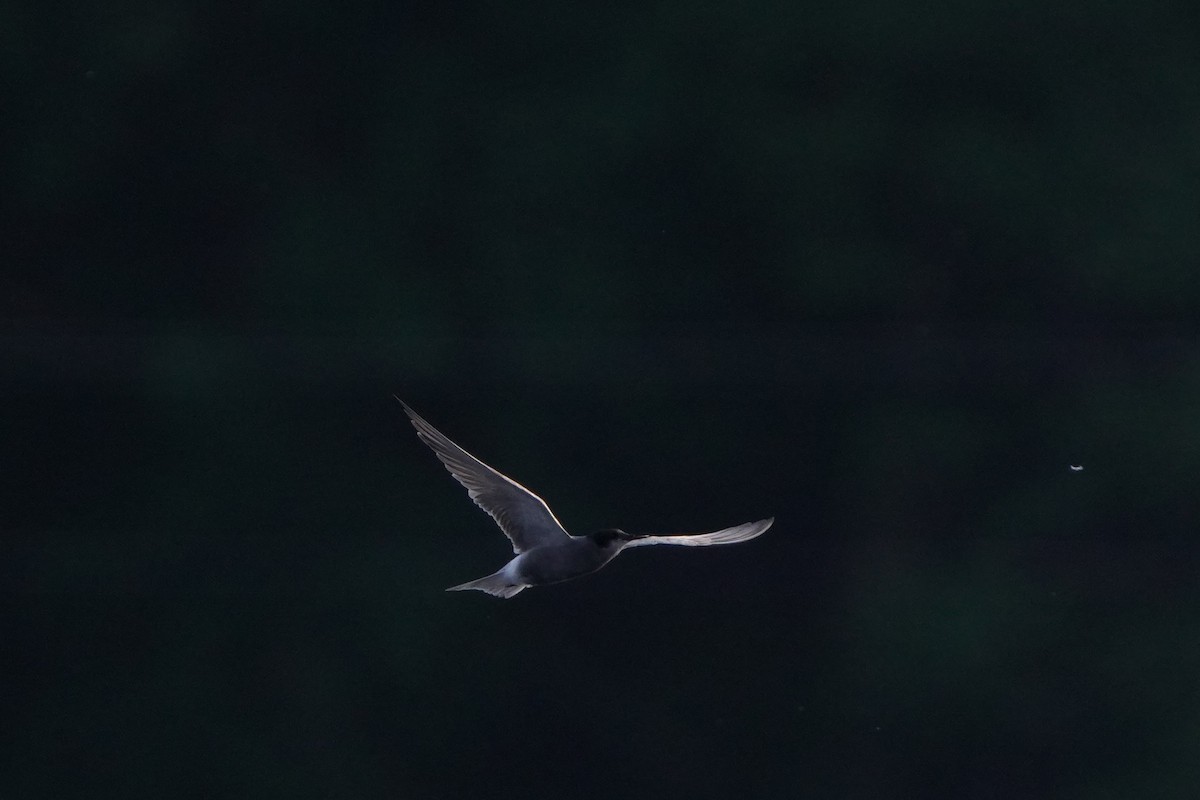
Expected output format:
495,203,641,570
624,518,774,548
398,399,571,553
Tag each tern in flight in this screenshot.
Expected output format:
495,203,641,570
398,399,774,598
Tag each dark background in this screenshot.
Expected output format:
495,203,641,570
4,1,1199,797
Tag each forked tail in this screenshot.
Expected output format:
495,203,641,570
446,570,528,599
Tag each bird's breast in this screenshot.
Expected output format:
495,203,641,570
513,542,618,586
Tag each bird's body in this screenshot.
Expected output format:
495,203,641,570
449,532,624,598
509,532,622,584
398,399,773,598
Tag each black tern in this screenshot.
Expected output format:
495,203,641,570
398,399,774,598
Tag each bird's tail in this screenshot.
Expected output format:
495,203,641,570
446,569,528,599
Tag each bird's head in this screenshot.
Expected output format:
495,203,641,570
590,528,632,548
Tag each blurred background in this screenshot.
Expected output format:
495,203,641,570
4,1,1199,797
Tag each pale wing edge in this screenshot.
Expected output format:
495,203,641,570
624,517,774,548
398,399,570,549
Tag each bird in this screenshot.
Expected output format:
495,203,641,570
397,398,774,598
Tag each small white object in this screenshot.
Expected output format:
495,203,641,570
1070,464,1083,471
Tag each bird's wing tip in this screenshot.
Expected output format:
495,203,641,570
395,397,425,423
